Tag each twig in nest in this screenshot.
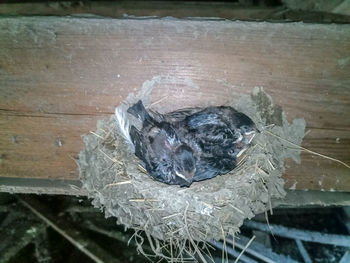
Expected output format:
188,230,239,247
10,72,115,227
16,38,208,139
268,195,273,216
89,131,104,139
266,159,276,170
99,149,123,165
265,130,350,169
221,224,228,263
234,235,256,263
103,180,132,190
170,238,174,263
138,164,148,174
132,231,154,261
162,213,182,220
148,96,170,108
202,243,215,263
170,227,184,236
257,166,269,177
264,210,276,241
145,208,164,212
69,184,83,193
229,204,245,215
183,202,208,263
99,128,108,134
101,127,113,139
145,232,173,261
129,199,159,202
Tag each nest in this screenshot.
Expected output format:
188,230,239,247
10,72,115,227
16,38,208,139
78,83,306,262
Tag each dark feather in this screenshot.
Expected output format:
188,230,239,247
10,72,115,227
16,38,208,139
129,126,144,160
127,100,152,124
173,106,256,182
126,101,196,186
124,100,256,186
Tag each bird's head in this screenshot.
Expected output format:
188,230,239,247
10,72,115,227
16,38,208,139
239,124,256,145
236,113,258,145
173,145,196,184
227,114,258,160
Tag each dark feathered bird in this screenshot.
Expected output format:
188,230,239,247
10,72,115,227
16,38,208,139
152,105,257,182
115,100,256,187
121,100,196,186
171,106,257,182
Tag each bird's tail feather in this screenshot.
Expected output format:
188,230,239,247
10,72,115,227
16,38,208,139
114,105,134,150
127,100,151,123
129,126,143,160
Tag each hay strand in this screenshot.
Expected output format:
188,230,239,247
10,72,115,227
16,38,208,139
265,130,350,169
234,235,256,263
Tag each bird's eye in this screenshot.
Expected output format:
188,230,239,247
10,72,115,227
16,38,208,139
241,125,253,133
228,149,237,155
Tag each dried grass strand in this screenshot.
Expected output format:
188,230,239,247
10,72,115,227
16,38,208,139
234,235,256,263
183,203,208,263
265,130,350,169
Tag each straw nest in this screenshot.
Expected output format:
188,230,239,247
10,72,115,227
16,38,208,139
78,84,305,262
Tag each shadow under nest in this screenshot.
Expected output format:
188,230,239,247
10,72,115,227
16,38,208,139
78,87,305,262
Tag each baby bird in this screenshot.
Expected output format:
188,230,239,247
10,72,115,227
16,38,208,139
172,106,257,182
119,100,196,186
115,100,256,187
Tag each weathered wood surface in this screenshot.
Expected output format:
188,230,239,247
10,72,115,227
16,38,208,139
1,1,350,23
0,17,349,192
0,1,282,20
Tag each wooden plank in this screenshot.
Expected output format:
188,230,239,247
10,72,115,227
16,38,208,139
0,1,283,20
0,17,349,192
1,1,350,23
0,177,85,196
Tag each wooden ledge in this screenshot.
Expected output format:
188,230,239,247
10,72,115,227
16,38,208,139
0,17,349,193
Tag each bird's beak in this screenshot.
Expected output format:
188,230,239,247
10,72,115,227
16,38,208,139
243,130,256,144
175,170,195,183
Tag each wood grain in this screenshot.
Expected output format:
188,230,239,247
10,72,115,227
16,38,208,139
0,17,349,191
0,1,282,20
1,1,350,23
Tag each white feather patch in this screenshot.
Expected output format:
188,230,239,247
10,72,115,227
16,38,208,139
114,105,134,151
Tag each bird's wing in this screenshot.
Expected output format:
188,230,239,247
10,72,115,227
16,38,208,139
186,111,224,129
163,107,203,122
193,156,236,182
195,124,235,144
148,107,202,123
130,124,170,183
185,108,246,146
129,126,148,161
193,159,219,181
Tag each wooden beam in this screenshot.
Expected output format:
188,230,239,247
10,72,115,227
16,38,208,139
1,1,350,23
0,1,283,20
0,177,85,196
0,17,349,192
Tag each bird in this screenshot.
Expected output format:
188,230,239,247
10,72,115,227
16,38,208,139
115,100,197,186
115,100,257,186
155,105,257,182
174,106,257,182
